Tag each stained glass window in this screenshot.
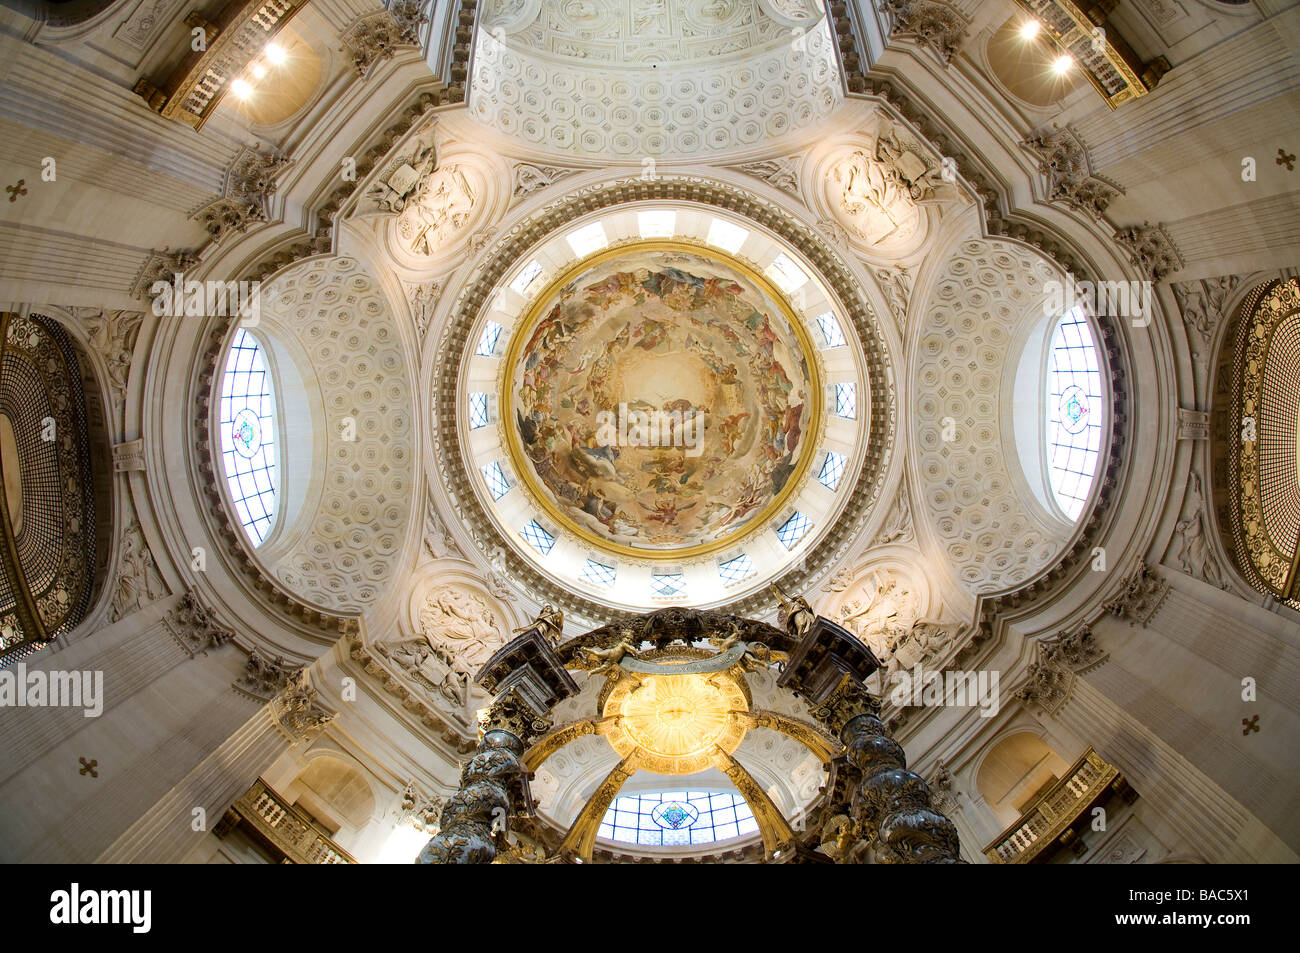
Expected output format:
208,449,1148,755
219,328,278,545
816,312,845,348
580,558,617,587
476,321,503,357
521,520,555,555
818,450,846,490
834,382,856,418
1045,308,1104,520
651,571,686,598
469,392,490,429
775,511,811,549
598,791,758,848
718,553,754,583
482,460,510,500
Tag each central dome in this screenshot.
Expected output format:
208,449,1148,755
503,245,820,556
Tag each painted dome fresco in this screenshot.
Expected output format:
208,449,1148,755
505,246,820,555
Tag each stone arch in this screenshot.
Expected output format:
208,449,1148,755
974,730,1071,830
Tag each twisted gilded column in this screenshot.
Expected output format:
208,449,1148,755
417,610,578,864
416,724,528,864
779,612,964,864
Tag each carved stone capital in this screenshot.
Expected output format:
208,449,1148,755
878,0,967,64
1114,221,1184,282
1021,124,1123,220
164,590,234,658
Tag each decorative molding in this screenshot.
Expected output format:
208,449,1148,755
1020,124,1123,221
1113,221,1184,281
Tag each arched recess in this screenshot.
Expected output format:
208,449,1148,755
974,730,1071,830
203,256,417,615
911,237,1110,595
285,755,378,837
0,312,110,662
1211,277,1300,609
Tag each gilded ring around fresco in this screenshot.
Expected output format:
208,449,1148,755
501,242,823,558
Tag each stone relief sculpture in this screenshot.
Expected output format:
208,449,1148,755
837,569,956,674
372,584,504,709
397,164,476,256
831,147,916,242
368,127,439,214
1172,472,1226,589
110,518,166,622
419,585,504,669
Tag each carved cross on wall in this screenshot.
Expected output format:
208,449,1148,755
5,180,26,202
79,757,98,777
1278,149,1296,171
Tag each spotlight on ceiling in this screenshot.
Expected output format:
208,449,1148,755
250,63,267,80
1019,19,1041,40
264,42,287,64
1053,54,1074,75
230,78,253,99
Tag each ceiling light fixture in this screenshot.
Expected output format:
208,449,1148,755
230,78,253,99
1019,19,1040,40
250,63,267,80
1053,54,1075,75
264,43,287,64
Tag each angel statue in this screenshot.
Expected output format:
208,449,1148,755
772,585,816,640
513,603,565,646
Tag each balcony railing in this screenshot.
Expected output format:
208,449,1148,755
982,748,1121,864
218,778,356,864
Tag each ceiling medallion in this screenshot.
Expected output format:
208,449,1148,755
500,240,825,561
602,665,750,775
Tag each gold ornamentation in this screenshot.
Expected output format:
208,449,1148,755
602,669,749,776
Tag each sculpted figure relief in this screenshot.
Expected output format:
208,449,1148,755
420,585,504,669
831,148,917,242
397,164,476,256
